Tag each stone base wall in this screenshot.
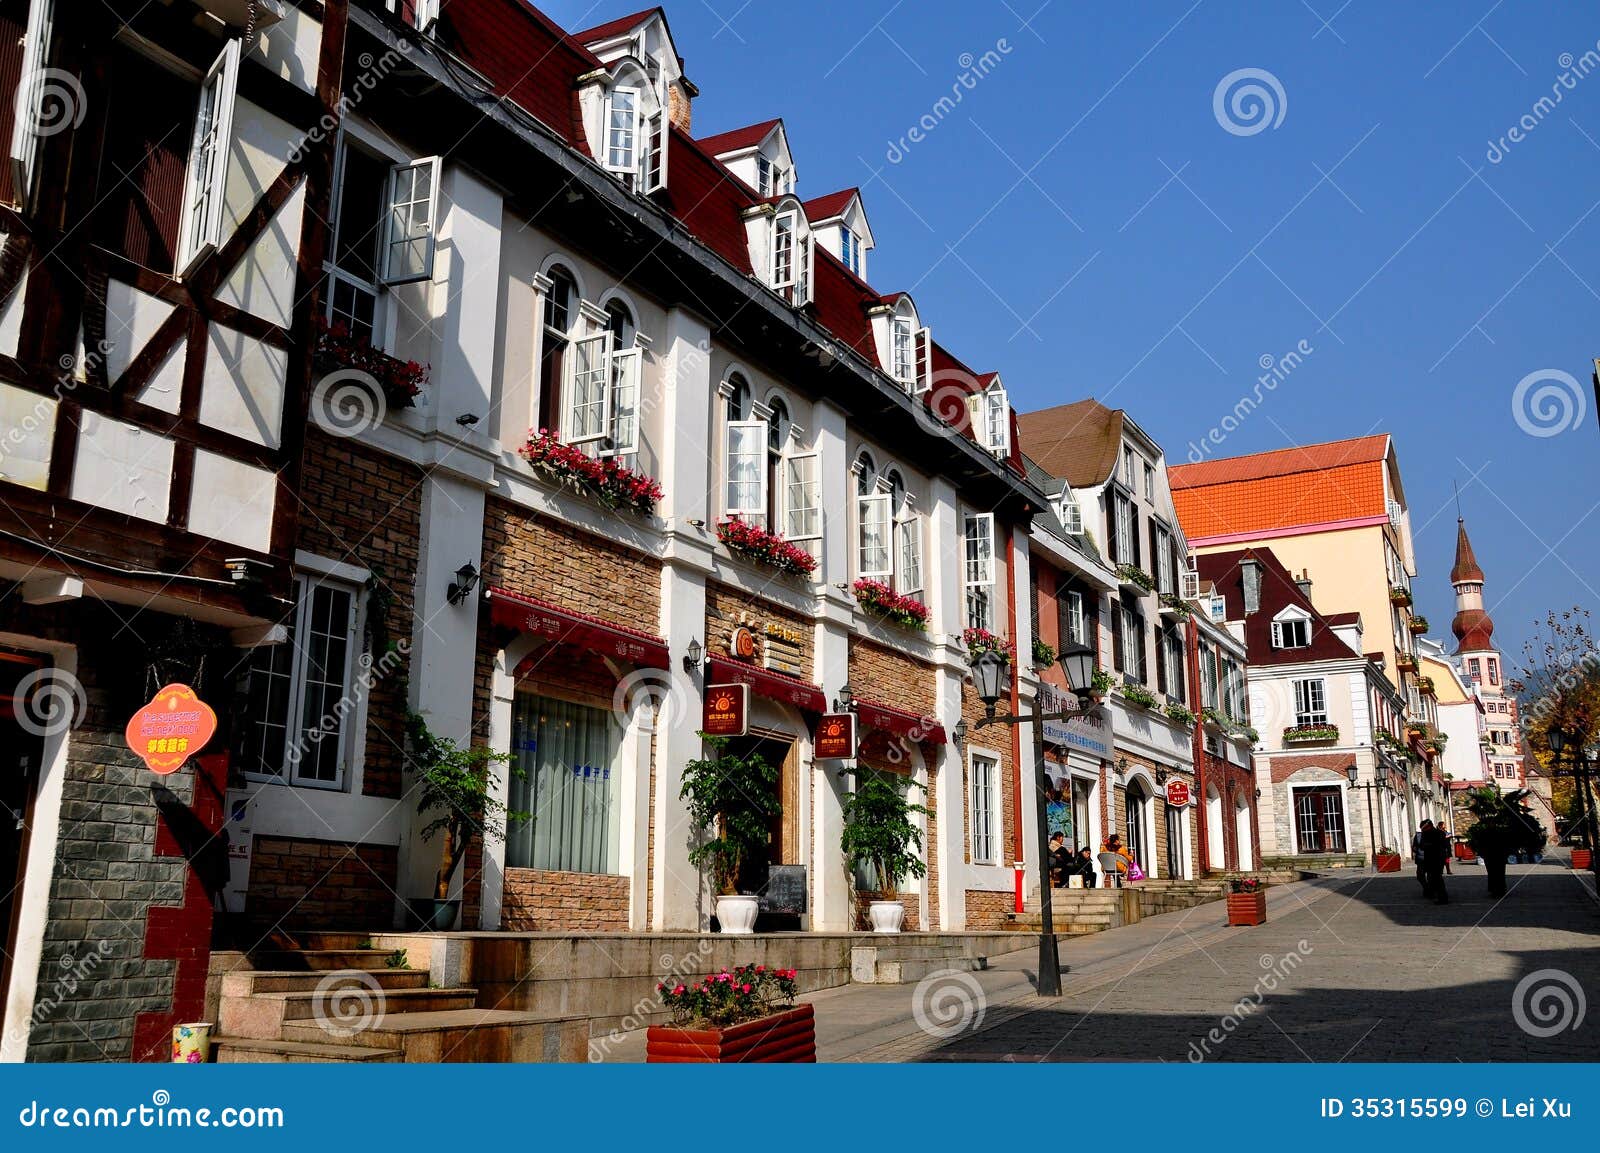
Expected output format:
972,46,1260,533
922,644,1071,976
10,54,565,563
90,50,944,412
501,869,629,932
245,835,398,931
964,888,1014,930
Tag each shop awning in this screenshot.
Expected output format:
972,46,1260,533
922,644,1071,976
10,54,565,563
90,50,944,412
487,587,669,669
855,697,947,746
707,657,827,714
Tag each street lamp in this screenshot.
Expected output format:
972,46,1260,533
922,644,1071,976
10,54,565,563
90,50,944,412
968,640,1100,998
1548,727,1597,864
1345,764,1385,869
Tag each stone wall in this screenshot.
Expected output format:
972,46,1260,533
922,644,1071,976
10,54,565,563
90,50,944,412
245,836,398,931
501,869,629,931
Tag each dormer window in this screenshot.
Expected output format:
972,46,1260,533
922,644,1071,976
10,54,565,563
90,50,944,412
976,381,1010,454
604,88,638,176
891,317,916,387
840,227,862,276
602,79,667,194
1271,607,1312,649
1057,494,1083,535
770,207,812,305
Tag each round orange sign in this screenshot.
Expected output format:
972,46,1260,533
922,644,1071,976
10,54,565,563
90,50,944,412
124,683,218,775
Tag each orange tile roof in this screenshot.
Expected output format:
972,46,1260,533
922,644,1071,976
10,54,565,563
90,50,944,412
1172,460,1388,541
1169,435,1390,488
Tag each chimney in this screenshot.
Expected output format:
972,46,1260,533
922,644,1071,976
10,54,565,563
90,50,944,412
1241,558,1261,616
1295,569,1313,600
668,79,694,133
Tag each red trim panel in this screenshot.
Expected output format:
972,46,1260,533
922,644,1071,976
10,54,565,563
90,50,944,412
489,586,669,669
707,657,826,714
855,698,947,745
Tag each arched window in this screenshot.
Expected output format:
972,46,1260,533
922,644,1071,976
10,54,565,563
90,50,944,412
724,374,764,524
854,451,877,496
538,265,577,432
725,373,752,422
883,468,922,600
604,297,635,347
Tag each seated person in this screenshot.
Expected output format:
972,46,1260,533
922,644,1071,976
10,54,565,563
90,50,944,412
1048,832,1073,885
1075,846,1096,888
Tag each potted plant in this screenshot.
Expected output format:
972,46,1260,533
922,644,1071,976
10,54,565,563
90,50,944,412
716,517,818,577
404,714,525,931
1373,846,1402,873
1159,592,1192,617
840,773,928,932
962,627,1015,662
853,579,930,631
519,430,665,515
1121,682,1160,710
1090,668,1114,700
1283,723,1340,744
1462,786,1546,897
1389,585,1413,607
1164,701,1197,727
1225,876,1266,925
1031,637,1057,669
1409,615,1429,634
312,314,429,409
680,736,782,933
1116,562,1155,593
648,964,813,1062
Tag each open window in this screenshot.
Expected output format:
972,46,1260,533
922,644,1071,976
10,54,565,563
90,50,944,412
8,0,55,212
727,417,768,525
1271,607,1312,650
382,156,441,284
603,86,640,183
973,380,1010,453
783,451,821,557
770,207,812,306
963,512,995,630
175,37,241,275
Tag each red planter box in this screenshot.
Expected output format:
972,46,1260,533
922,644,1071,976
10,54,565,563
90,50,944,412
1454,843,1476,861
1374,852,1402,873
1572,849,1592,870
646,1004,816,1063
1226,892,1267,926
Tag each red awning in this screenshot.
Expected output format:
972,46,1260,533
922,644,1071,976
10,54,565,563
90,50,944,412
488,587,669,669
855,698,947,745
707,657,827,714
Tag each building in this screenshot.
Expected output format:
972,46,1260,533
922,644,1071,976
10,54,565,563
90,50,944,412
1197,547,1432,862
1419,637,1490,790
1448,517,1525,788
0,0,1064,1061
1020,400,1256,879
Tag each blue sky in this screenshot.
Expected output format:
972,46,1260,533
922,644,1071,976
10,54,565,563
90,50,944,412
542,0,1600,665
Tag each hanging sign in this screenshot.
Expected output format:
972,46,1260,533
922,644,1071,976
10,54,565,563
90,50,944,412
702,683,749,737
1166,779,1192,807
728,626,759,662
815,712,857,760
125,683,218,775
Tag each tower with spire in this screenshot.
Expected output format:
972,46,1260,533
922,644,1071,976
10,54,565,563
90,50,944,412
1450,517,1522,787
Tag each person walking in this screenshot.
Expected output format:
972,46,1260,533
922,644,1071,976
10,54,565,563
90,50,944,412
1412,821,1429,895
1419,819,1450,904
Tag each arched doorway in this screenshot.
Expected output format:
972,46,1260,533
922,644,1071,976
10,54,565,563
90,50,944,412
1124,779,1150,871
1206,786,1226,870
1234,791,1255,870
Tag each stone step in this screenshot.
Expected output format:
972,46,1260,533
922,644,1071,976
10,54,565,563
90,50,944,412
221,985,479,1040
221,968,430,998
250,949,408,971
1000,920,1112,934
291,931,377,951
282,1009,590,1063
873,955,988,984
210,1036,403,1063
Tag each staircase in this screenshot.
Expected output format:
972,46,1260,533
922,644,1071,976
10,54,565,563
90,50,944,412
1260,853,1365,873
849,936,1012,984
1002,878,1233,935
210,932,589,1063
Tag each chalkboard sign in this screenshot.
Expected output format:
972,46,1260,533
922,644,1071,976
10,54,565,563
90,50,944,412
760,865,807,915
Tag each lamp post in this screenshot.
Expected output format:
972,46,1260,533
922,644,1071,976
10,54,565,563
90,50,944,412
1548,728,1597,865
1345,764,1386,868
969,640,1098,998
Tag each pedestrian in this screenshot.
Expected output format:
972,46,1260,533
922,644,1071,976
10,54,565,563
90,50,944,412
1412,821,1429,894
1419,819,1449,904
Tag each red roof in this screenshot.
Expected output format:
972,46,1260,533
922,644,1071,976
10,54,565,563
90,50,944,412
698,119,783,155
571,8,661,44
811,246,877,360
802,188,859,220
658,125,757,273
1169,435,1391,488
1450,518,1485,584
1196,548,1365,667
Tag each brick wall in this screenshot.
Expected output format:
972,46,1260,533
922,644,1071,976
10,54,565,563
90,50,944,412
848,639,936,718
959,680,1015,866
705,582,814,676
964,888,1013,930
501,869,629,931
297,430,423,802
245,835,397,931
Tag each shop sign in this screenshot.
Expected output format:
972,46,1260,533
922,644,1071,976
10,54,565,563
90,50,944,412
1166,779,1191,807
1039,681,1114,760
728,625,759,662
703,683,749,737
815,712,857,760
125,683,218,775
761,621,805,677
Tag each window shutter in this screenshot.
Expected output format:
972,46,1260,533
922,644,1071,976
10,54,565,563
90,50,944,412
858,492,892,580
726,419,767,522
8,0,55,212
1111,608,1124,673
1136,616,1148,683
914,327,932,393
606,346,641,455
381,156,441,284
1155,626,1167,694
1130,505,1141,567
783,452,821,551
177,37,241,275
1270,620,1282,649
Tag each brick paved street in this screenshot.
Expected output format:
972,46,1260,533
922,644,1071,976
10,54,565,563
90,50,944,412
807,863,1600,1062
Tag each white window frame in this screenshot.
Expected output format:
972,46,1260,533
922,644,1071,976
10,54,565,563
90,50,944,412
980,385,1010,454
564,331,612,448
783,451,822,556
1156,529,1174,595
840,226,859,275
8,0,55,212
858,491,892,581
772,210,797,291
1181,568,1200,601
381,155,442,285
604,86,641,180
608,345,641,456
176,37,242,276
726,418,768,525
896,512,923,600
1067,590,1086,646
1058,495,1083,535
756,153,774,197
969,750,998,865
1294,677,1328,727
242,572,363,792
890,316,917,389
642,107,668,193
1271,609,1312,650
1120,605,1141,679
963,512,995,630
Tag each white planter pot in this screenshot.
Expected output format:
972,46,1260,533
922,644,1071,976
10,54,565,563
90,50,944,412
716,894,760,934
868,899,905,933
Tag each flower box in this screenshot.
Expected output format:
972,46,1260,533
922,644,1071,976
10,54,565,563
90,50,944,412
646,1003,816,1063
1121,682,1160,710
313,317,428,409
1164,701,1197,727
1283,724,1339,744
519,431,663,515
963,628,1015,662
1389,586,1413,607
1116,563,1155,594
1373,851,1402,873
1395,654,1418,673
717,518,817,577
852,579,928,631
1573,849,1593,870
1408,616,1429,634
1225,891,1267,926
1159,592,1191,617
